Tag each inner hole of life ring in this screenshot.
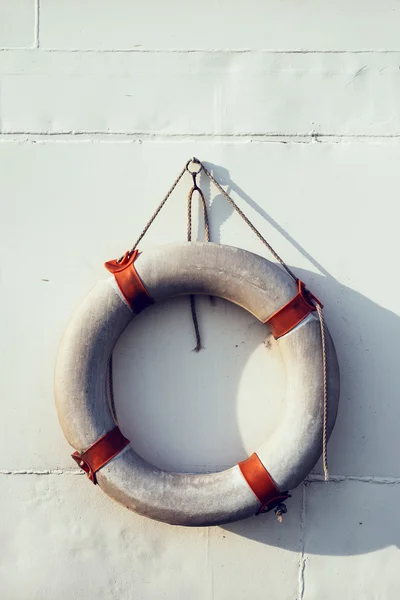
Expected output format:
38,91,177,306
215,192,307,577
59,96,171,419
110,295,287,474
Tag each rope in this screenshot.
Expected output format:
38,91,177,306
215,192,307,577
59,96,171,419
197,158,328,480
200,162,298,283
108,354,118,424
187,179,210,244
111,156,329,478
123,164,187,259
316,303,329,481
187,169,211,351
189,296,202,353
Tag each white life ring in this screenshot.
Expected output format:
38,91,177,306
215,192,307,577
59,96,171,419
55,242,340,526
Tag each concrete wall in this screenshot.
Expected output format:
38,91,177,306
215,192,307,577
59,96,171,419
1,1,399,598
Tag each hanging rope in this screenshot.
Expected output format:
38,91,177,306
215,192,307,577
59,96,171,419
109,157,329,480
316,303,329,481
199,161,298,283
108,354,118,424
118,163,188,261
194,158,329,479
186,161,211,351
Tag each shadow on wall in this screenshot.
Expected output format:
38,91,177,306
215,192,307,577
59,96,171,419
113,162,400,555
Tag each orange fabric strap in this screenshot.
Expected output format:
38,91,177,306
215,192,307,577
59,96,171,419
265,279,322,339
238,453,290,514
105,250,154,314
72,426,130,484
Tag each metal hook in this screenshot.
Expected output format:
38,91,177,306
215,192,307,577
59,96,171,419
186,157,203,175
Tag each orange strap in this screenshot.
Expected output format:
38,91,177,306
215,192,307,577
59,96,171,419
265,279,322,339
238,453,290,514
72,426,130,484
105,250,154,313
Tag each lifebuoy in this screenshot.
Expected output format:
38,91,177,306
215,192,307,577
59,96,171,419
55,242,340,526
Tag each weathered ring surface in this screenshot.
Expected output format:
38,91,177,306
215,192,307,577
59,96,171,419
55,242,340,526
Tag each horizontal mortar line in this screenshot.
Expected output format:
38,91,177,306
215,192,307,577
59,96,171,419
0,469,83,475
1,132,400,144
0,46,38,52
1,469,400,483
3,47,400,54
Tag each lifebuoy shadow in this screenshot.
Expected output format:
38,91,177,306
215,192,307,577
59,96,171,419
113,161,400,555
219,267,400,556
201,161,400,555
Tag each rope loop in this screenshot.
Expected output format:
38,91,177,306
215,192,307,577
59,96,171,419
187,163,211,351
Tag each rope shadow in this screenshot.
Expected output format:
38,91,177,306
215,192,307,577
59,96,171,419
200,161,332,280
116,162,400,554
198,162,400,555
220,267,400,556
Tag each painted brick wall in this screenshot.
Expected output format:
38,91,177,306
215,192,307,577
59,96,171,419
1,2,399,598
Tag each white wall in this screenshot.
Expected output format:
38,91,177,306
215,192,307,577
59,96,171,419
1,2,400,598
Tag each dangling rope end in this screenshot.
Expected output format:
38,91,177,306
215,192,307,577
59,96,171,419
274,503,288,524
315,302,329,483
190,295,203,353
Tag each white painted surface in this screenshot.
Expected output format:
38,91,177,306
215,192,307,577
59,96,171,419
304,481,400,598
39,0,400,51
3,52,400,136
1,2,400,598
0,0,35,49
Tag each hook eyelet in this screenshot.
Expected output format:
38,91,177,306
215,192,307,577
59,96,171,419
186,158,203,175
